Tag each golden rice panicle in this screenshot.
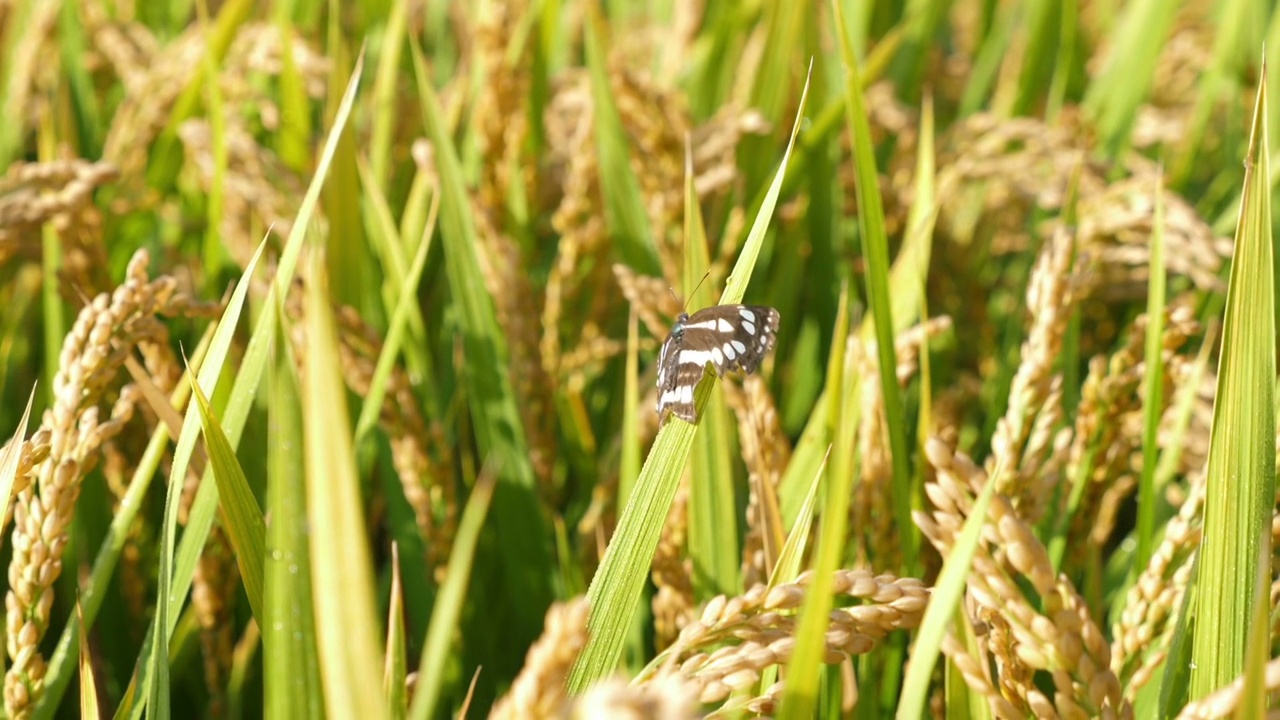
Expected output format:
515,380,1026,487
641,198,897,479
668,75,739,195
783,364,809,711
471,0,531,214
1111,479,1203,694
568,673,700,720
613,263,682,342
489,597,589,720
724,375,790,588
5,249,193,716
937,116,1103,248
663,570,927,708
940,631,1023,719
101,28,207,188
4,1,59,151
651,484,694,651
988,227,1074,523
0,160,118,269
1070,175,1230,301
917,438,1131,720
1,429,50,513
542,72,608,383
178,120,305,268
1062,306,1197,568
466,0,561,490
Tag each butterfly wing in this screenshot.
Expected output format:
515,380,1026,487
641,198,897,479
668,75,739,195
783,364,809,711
680,305,780,377
655,305,780,425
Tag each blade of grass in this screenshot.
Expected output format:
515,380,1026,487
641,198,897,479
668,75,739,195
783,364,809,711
226,621,261,719
369,0,409,184
385,544,408,719
353,193,438,449
582,2,661,274
39,115,64,409
143,236,268,720
1081,0,1179,157
567,64,813,693
303,248,387,719
355,156,436,393
1233,538,1270,720
188,369,267,622
767,445,829,589
408,469,497,720
0,386,34,543
1189,55,1275,699
896,459,1002,720
1135,168,1167,572
834,0,916,570
776,380,844,525
264,302,324,720
77,603,100,720
778,284,855,720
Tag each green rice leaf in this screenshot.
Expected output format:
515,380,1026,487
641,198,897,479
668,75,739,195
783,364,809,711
353,194,437,448
408,471,496,720
188,371,267,622
143,236,268,720
264,304,323,720
1135,168,1167,571
303,250,387,719
834,0,916,569
1081,0,1179,156
778,284,856,720
1189,54,1275,699
896,460,1001,720
583,3,661,275
384,545,408,720
0,385,34,543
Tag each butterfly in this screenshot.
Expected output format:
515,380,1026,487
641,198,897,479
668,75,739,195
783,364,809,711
656,304,780,424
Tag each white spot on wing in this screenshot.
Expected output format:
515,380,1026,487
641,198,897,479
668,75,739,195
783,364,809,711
685,320,719,330
731,340,747,354
742,321,755,335
711,347,724,366
739,308,755,322
724,343,737,361
716,317,734,332
679,349,716,367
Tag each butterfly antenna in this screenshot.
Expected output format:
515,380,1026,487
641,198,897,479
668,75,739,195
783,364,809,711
668,269,714,313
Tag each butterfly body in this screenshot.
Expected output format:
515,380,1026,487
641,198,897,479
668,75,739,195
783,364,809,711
656,304,780,424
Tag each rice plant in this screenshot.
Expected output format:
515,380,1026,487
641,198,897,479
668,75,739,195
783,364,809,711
0,0,1276,717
